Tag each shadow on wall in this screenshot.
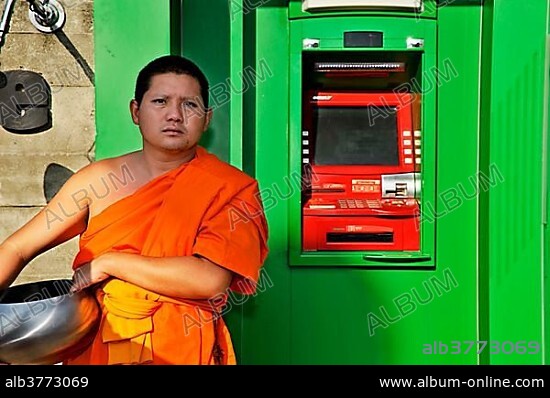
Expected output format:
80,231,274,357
43,163,74,203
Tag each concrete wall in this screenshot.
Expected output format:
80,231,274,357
0,0,94,284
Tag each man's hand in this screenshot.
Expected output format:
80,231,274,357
70,255,111,292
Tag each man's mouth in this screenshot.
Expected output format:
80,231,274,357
162,127,185,134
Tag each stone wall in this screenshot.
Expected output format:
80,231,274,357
0,0,94,284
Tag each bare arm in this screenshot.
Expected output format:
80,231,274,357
72,252,233,299
0,169,90,290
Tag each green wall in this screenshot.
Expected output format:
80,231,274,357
94,0,172,159
481,0,549,364
178,0,231,162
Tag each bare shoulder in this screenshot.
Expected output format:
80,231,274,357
64,153,141,216
74,153,136,182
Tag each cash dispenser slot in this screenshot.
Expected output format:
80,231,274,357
327,232,394,243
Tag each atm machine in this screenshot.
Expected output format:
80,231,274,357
301,63,423,253
288,0,436,267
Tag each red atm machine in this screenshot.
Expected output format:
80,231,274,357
302,91,421,251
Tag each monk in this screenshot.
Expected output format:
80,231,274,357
0,55,269,365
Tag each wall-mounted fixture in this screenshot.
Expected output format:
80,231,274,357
0,70,52,134
27,0,65,33
1,0,66,46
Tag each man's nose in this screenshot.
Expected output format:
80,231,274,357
166,103,184,121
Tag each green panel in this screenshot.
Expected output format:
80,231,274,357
240,5,293,364
546,5,550,366
290,268,472,364
179,0,232,162
483,0,548,365
94,0,172,160
436,2,483,362
478,0,493,365
242,4,257,176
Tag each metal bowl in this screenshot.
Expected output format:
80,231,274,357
0,279,100,364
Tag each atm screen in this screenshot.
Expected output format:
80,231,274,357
313,106,399,166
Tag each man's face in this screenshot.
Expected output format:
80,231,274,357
130,73,211,155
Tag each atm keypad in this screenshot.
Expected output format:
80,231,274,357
308,198,417,210
337,199,382,209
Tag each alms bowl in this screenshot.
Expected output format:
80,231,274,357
0,279,100,364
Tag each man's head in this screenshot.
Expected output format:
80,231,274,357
130,55,212,156
134,55,209,109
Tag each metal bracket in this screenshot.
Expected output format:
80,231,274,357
28,0,65,33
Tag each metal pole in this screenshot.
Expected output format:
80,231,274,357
0,0,17,45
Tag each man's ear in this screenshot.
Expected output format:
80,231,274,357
130,99,140,125
203,108,213,132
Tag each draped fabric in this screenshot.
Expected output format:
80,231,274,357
65,146,268,365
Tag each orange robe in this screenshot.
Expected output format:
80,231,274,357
65,146,268,365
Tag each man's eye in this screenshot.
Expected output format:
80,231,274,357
153,99,166,104
183,101,198,108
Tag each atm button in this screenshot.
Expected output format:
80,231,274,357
367,200,382,208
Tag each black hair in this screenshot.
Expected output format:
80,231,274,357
134,55,209,109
